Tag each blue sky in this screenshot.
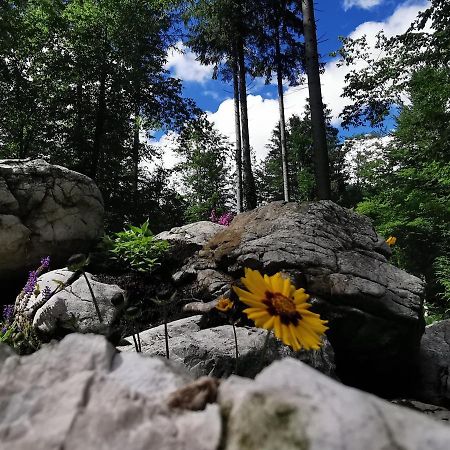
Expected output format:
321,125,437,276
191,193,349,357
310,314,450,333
159,0,430,165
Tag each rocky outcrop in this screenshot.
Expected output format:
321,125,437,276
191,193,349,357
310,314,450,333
2,334,449,450
22,269,126,338
155,221,225,248
0,159,104,280
413,320,450,407
155,221,226,269
0,334,221,450
173,201,425,396
219,358,450,450
118,315,335,379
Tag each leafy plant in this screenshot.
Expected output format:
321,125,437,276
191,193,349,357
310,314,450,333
109,220,170,272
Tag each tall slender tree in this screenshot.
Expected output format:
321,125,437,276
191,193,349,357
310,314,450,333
301,0,331,199
249,0,305,202
185,0,258,210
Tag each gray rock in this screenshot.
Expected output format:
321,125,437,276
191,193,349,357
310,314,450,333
118,316,335,379
0,333,221,450
177,201,425,395
0,342,14,362
218,358,450,450
21,269,127,337
413,320,450,406
391,399,450,424
0,159,104,280
155,221,225,248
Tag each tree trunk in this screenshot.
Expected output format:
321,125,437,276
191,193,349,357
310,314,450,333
92,62,106,182
237,38,257,210
132,101,140,212
75,81,84,159
232,49,243,213
301,0,331,199
275,26,290,202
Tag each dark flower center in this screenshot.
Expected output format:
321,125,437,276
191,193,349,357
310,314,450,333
264,291,301,325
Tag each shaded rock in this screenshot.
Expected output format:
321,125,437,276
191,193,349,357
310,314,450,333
0,342,14,362
0,159,104,280
413,320,450,407
391,399,450,424
0,333,221,450
118,316,335,379
177,201,425,396
23,269,127,337
218,358,450,450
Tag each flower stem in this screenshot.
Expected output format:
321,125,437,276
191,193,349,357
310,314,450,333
137,328,142,353
232,322,239,375
164,304,169,359
258,329,272,373
132,333,139,352
82,271,103,323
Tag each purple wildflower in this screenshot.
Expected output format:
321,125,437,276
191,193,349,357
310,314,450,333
23,270,38,295
2,305,14,322
40,256,51,269
218,212,234,226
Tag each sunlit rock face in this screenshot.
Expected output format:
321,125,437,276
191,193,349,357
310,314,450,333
0,159,104,280
219,358,450,450
0,334,221,450
2,336,448,450
174,201,425,397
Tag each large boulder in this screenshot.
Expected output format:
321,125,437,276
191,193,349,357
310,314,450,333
155,221,226,269
175,201,425,396
19,269,126,338
118,315,335,379
413,320,450,407
0,334,221,450
155,221,225,248
218,358,450,450
0,159,104,280
2,334,448,450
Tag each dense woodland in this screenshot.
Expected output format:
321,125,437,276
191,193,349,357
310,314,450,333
0,0,449,317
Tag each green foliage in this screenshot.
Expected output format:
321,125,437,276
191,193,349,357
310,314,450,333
0,318,41,355
0,0,196,230
174,114,233,222
256,109,347,203
433,256,450,307
109,221,170,272
336,0,450,128
353,68,450,313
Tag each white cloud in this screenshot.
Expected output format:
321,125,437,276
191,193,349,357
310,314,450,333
343,0,384,11
155,1,429,165
164,41,213,83
208,1,429,162
146,132,180,170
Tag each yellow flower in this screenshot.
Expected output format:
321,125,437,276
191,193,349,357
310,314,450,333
233,268,328,351
215,297,234,313
386,236,397,246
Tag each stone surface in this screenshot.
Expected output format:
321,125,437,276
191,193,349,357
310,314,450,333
177,201,425,396
22,269,127,337
0,159,104,280
391,399,450,424
155,221,225,248
118,316,335,379
0,333,221,450
218,358,450,450
413,320,450,407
